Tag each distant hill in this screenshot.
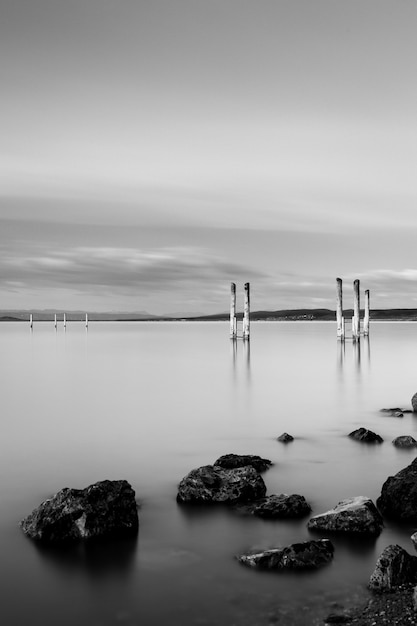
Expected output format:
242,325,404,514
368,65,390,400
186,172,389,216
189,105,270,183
2,308,417,322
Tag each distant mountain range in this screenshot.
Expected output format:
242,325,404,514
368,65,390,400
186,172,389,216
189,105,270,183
3,308,417,322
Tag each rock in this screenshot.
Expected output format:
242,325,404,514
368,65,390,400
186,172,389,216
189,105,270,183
348,427,383,443
380,408,409,417
277,432,294,443
20,480,139,543
237,538,334,570
242,494,311,519
412,393,417,412
369,544,417,592
412,532,417,551
413,584,417,611
377,457,417,521
213,453,272,472
176,465,267,504
392,435,417,448
307,496,383,536
324,613,354,624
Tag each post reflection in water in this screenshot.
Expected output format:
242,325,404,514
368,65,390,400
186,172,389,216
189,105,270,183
230,337,251,384
337,334,371,374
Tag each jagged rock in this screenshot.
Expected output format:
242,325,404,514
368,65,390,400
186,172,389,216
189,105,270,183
20,480,139,543
377,457,417,521
176,465,266,504
307,496,383,536
213,453,272,473
412,393,417,412
237,539,334,570
369,544,417,592
241,494,311,519
277,432,294,443
392,436,417,448
348,428,383,443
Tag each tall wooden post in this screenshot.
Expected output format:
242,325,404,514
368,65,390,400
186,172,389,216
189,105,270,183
243,282,250,340
353,279,360,341
336,277,343,339
230,282,237,339
364,289,370,336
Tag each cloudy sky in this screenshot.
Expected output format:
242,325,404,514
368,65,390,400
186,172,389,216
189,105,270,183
1,0,417,314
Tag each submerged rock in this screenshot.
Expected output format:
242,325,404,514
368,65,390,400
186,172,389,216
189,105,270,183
307,496,383,536
277,432,294,443
176,465,266,504
237,539,334,570
377,457,417,521
392,435,417,448
380,408,404,418
411,393,417,412
213,454,272,473
242,494,311,519
20,480,139,543
348,427,383,443
369,544,417,592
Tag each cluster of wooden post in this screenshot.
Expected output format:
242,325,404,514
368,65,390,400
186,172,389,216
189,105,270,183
336,278,370,341
230,282,250,340
29,313,88,328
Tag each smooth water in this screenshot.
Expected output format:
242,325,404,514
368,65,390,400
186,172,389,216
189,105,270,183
1,321,417,625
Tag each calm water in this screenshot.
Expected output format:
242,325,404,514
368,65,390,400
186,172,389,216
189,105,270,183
1,321,417,625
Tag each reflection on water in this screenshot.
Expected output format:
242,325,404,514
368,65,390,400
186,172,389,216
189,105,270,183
2,321,417,626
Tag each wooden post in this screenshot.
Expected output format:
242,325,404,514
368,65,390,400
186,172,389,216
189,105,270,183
364,289,370,336
54,314,57,329
85,313,88,328
230,282,237,339
353,279,360,341
336,277,343,339
341,316,345,340
63,313,66,328
243,282,250,340
30,313,33,329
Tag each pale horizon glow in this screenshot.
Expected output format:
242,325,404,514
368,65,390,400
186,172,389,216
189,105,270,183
1,0,417,314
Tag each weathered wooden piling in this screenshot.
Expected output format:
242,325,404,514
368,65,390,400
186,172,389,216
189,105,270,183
30,313,33,329
54,314,57,329
63,313,66,328
85,313,88,328
364,289,370,336
336,278,343,340
243,282,250,340
353,279,360,341
230,282,237,339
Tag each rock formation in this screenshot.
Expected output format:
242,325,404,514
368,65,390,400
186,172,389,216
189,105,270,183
307,496,383,535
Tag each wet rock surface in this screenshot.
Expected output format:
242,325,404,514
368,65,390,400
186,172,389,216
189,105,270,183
307,496,383,536
213,453,272,473
377,457,417,521
237,538,334,570
348,428,383,443
392,436,417,448
176,464,267,504
20,479,139,543
277,432,294,443
369,544,417,592
237,493,311,518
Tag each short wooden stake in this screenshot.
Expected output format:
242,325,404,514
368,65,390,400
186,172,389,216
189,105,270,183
243,282,250,340
54,314,57,329
364,290,370,336
30,313,33,329
336,277,343,339
230,282,237,339
353,279,360,340
63,313,66,328
85,313,88,328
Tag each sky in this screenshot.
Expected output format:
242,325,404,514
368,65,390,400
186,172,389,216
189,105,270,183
1,0,417,315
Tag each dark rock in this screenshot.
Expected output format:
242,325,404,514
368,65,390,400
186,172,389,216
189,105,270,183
243,494,311,519
369,544,417,592
277,432,294,443
348,427,383,443
411,532,417,551
237,538,334,570
392,435,417,448
307,496,383,536
20,480,139,543
412,393,417,412
377,457,417,521
324,613,353,624
213,453,272,473
176,465,266,504
380,408,411,417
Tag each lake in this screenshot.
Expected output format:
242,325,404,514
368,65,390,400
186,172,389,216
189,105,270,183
1,320,417,625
